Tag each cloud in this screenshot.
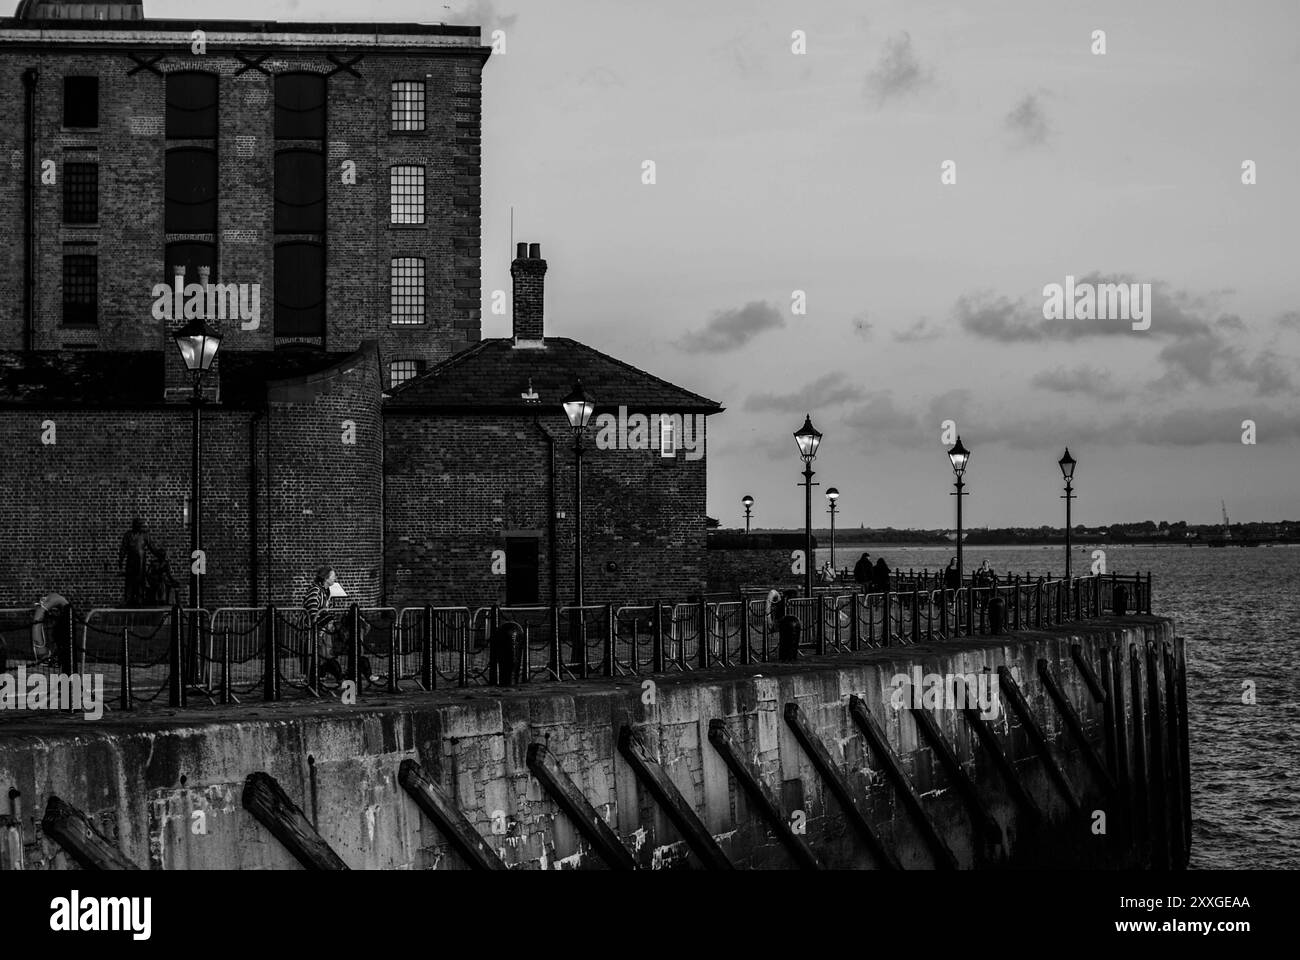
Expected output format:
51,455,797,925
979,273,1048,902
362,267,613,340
678,300,784,353
1278,311,1300,329
892,318,941,342
745,371,866,412
1005,93,1050,147
1031,366,1128,401
864,33,933,105
841,392,926,448
449,0,517,32
576,67,624,89
851,311,873,339
964,404,1300,450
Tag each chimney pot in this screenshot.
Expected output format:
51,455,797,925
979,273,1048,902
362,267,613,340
528,242,541,259
516,242,528,259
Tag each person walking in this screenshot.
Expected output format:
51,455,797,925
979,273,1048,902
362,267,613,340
943,557,960,592
301,565,337,683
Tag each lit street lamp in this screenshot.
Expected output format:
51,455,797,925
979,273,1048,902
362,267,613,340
742,494,754,534
794,414,822,596
562,380,595,606
1059,448,1077,579
947,436,970,587
825,487,839,569
173,317,222,612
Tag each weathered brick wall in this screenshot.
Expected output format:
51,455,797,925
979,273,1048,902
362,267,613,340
263,344,384,606
0,44,484,370
384,412,709,608
0,346,383,609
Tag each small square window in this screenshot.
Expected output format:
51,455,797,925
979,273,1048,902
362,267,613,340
63,252,97,326
391,81,426,132
63,162,98,224
390,165,425,224
389,359,423,389
390,258,425,324
64,77,99,129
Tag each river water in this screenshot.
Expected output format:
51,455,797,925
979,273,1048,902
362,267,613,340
815,542,1300,869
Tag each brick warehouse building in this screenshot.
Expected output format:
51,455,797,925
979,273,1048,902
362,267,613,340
0,1,723,610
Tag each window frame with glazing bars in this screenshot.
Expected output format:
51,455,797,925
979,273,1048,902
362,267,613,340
388,358,424,389
62,249,98,327
389,165,426,225
390,257,425,325
62,161,98,225
390,80,426,132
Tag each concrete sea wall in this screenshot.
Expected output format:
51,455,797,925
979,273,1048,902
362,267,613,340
0,615,1187,869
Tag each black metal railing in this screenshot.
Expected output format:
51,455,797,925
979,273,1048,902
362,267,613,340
0,571,1150,715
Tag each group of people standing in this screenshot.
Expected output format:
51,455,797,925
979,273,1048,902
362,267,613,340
850,553,894,592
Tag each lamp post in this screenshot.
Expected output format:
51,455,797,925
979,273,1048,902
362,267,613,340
562,380,595,607
793,415,822,597
742,494,754,534
947,436,970,587
1059,448,1076,580
173,317,222,612
825,487,839,569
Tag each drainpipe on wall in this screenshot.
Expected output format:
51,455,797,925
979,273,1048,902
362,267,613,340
22,68,37,352
533,415,558,607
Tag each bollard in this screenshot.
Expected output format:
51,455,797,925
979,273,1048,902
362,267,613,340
1113,583,1129,616
777,614,801,662
987,595,1005,635
488,620,521,686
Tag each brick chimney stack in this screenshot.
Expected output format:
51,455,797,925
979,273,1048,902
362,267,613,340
511,241,546,346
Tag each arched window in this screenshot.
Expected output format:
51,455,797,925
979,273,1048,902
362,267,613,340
275,73,326,140
274,241,326,337
166,72,218,139
275,150,326,233
164,147,217,233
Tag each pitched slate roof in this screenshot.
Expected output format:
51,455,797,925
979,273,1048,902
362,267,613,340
385,338,724,414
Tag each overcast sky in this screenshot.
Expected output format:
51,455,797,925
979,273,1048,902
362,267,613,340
149,0,1299,529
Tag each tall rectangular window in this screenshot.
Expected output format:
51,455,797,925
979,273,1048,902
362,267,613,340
62,252,97,326
390,258,425,324
63,162,98,224
166,72,219,139
391,81,425,131
275,150,326,233
390,166,425,224
388,359,423,389
63,76,99,129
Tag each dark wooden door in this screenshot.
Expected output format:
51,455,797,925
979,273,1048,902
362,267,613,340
505,538,540,605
